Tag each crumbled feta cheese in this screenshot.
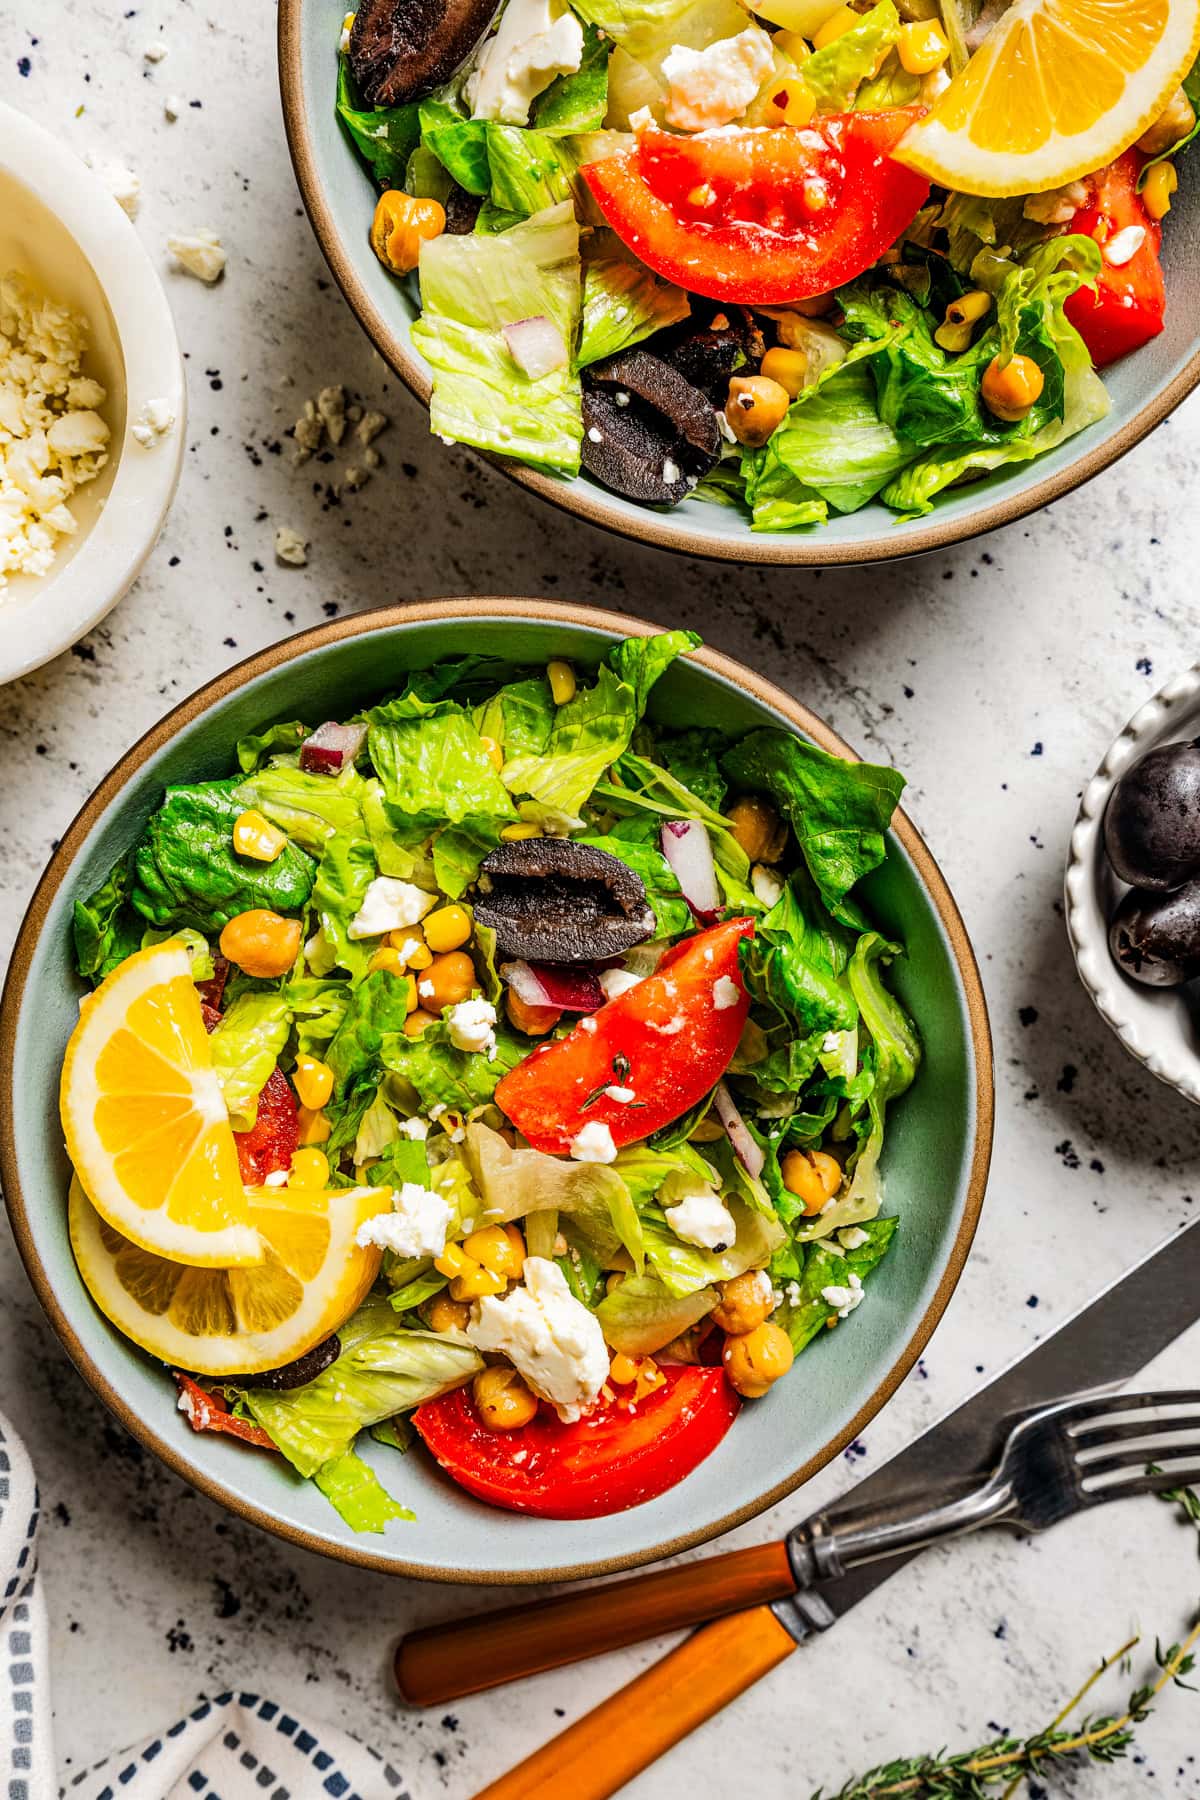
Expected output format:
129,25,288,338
570,1120,617,1164
647,1014,685,1035
467,0,585,124
130,396,176,448
746,1269,773,1304
87,156,141,218
751,863,783,908
1022,179,1088,226
579,1015,598,1034
358,409,388,445
347,876,437,939
274,525,308,566
629,105,655,133
164,94,183,120
821,1271,865,1319
466,1256,608,1421
604,1084,636,1103
144,41,168,61
447,998,497,1055
838,1226,869,1251
785,1279,802,1307
398,1116,430,1140
317,383,347,445
0,275,110,589
167,228,227,283
356,1181,452,1259
664,1188,736,1251
586,425,603,443
262,1168,289,1188
662,458,680,485
599,968,643,1001
1104,225,1147,268
661,27,774,132
713,974,740,1011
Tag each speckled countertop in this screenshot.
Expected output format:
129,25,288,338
3,5,1200,1796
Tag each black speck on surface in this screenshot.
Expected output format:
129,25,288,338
1019,1006,1038,1026
1055,1140,1081,1170
168,555,181,567
17,54,31,75
1031,742,1043,756
1026,1295,1039,1308
1056,1064,1077,1093
212,1577,241,1619
167,1620,193,1653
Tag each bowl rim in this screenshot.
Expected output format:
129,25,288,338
0,597,994,1583
276,0,1200,570
1065,661,1200,1106
0,101,187,684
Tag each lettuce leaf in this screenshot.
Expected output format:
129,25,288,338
209,992,291,1130
459,1123,642,1266
313,1447,413,1532
532,21,612,132
595,1270,717,1354
235,719,309,774
336,55,421,188
803,0,900,109
742,359,915,526
311,834,378,980
653,728,729,813
641,1200,783,1297
326,969,415,1099
776,1215,898,1352
380,1021,525,1113
473,674,556,757
73,859,142,981
130,781,316,933
570,0,747,67
485,126,579,216
418,97,492,194
578,237,691,368
367,692,517,834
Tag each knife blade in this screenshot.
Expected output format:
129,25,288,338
783,1216,1200,1631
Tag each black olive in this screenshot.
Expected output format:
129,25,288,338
1103,737,1200,890
581,352,720,508
474,838,655,962
588,351,721,460
1108,882,1200,986
443,185,483,236
657,305,764,401
348,0,500,106
231,1334,342,1391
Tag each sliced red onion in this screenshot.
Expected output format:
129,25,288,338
501,960,604,1012
660,819,721,921
712,1080,764,1179
299,720,367,775
502,315,568,379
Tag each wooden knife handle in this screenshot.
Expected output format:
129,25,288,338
395,1539,793,1707
470,1605,797,1800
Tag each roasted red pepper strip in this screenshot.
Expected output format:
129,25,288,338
1064,150,1165,369
173,1372,276,1449
413,1365,739,1518
494,916,754,1154
233,1065,299,1185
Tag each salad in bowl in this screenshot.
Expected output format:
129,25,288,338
59,629,922,1528
328,0,1200,534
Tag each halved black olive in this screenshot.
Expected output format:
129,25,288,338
581,350,720,508
348,0,499,107
589,350,722,460
1109,882,1200,987
657,305,764,401
232,1334,342,1391
474,838,655,962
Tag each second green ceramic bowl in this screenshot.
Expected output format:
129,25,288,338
0,601,992,1582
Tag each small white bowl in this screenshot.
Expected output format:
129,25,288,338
1066,664,1200,1105
0,102,186,684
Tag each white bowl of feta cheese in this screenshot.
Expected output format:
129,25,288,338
0,102,186,684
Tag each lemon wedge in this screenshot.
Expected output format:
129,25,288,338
894,0,1200,196
69,1176,386,1377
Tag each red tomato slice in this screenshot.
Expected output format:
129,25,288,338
583,113,930,305
233,1065,299,1185
173,1372,276,1449
413,1365,739,1517
1064,150,1165,369
494,916,754,1153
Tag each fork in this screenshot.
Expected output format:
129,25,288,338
397,1387,1200,1717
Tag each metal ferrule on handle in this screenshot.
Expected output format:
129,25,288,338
786,1471,1017,1594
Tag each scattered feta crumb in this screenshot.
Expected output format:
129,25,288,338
629,105,654,133
821,1272,864,1319
317,383,347,445
579,1016,597,1034
662,457,680,484
262,1168,289,1188
1104,225,1146,268
647,1014,685,1035
1022,179,1088,226
466,0,585,126
358,409,388,446
466,1256,608,1421
86,156,141,218
661,27,774,132
362,444,381,470
713,974,740,1011
604,1084,636,1103
751,864,783,908
167,228,226,283
447,998,497,1056
164,94,183,120
130,396,176,448
356,1181,452,1258
342,464,369,491
398,1116,430,1141
785,1280,802,1307
144,41,168,61
274,525,308,567
348,875,437,939
664,1187,736,1251
570,1120,617,1164
838,1226,869,1251
599,968,643,1001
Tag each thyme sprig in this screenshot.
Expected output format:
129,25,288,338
813,1485,1200,1799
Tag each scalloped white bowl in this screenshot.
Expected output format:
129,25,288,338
1066,664,1200,1105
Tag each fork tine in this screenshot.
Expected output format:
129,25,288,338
1073,1412,1200,1451
1060,1388,1200,1430
1078,1439,1200,1481
1081,1463,1200,1503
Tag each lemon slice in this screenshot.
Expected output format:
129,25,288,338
69,1176,386,1377
61,940,262,1267
894,0,1200,196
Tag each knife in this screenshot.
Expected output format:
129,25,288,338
398,1219,1200,1740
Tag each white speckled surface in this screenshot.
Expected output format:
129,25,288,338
3,6,1200,1796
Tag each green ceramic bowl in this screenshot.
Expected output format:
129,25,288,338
278,0,1200,568
0,602,992,1582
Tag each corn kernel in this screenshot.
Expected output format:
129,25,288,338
760,346,808,398
772,28,810,61
289,1147,329,1188
297,1105,331,1146
1143,160,1178,221
500,823,541,841
765,76,815,128
609,1352,640,1385
232,809,287,863
480,734,504,771
423,904,473,954
944,289,991,327
463,1223,526,1279
367,946,407,977
435,1243,470,1279
634,1358,666,1402
547,659,576,705
897,19,949,74
451,1261,506,1301
293,1055,334,1111
813,5,859,48
406,941,434,969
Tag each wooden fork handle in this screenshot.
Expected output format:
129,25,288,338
471,1605,797,1800
395,1539,793,1707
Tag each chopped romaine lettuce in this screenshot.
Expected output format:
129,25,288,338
776,1215,899,1351
742,359,915,528
335,56,420,188
209,992,291,1130
313,1447,414,1532
130,781,316,934
74,860,141,981
578,236,691,367
532,22,612,132
803,1,900,110
595,1270,717,1354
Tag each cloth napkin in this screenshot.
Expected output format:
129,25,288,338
0,1411,410,1800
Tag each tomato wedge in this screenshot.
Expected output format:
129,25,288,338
413,1365,739,1517
494,916,754,1153
583,113,930,305
1064,150,1165,369
173,1373,276,1449
233,1065,299,1185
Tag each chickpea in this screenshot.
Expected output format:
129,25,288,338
370,190,445,275
403,1008,438,1038
1137,86,1196,157
980,353,1045,423
711,1269,774,1336
507,986,562,1036
424,1293,471,1334
760,346,808,399
723,1321,794,1398
416,950,476,1013
780,1148,842,1215
727,794,788,864
473,1365,539,1431
724,375,791,448
218,908,302,979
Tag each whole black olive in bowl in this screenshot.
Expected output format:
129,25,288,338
1108,882,1200,987
1103,737,1200,890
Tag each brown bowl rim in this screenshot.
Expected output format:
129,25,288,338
0,598,994,1583
277,1,1200,568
